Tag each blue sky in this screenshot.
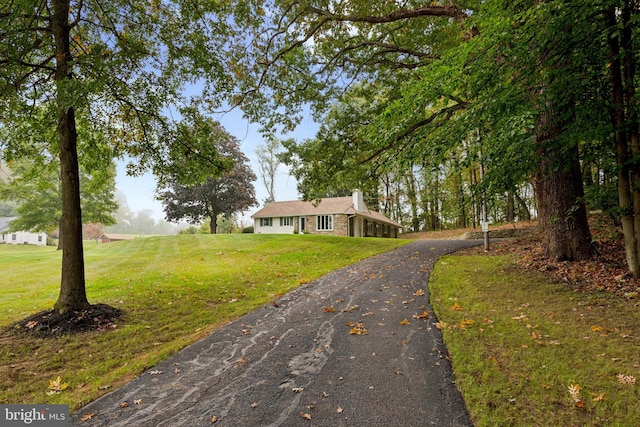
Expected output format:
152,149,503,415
115,108,319,225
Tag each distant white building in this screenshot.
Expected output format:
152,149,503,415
0,217,48,246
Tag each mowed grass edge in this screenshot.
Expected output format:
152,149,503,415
0,234,409,411
429,255,640,426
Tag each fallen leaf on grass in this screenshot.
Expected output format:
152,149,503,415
450,302,463,311
567,383,584,407
616,374,636,385
591,392,606,402
457,319,475,329
434,321,447,330
46,377,68,395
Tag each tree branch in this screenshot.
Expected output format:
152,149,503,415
362,101,469,166
307,4,468,25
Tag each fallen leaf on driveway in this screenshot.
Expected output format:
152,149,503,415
414,289,425,296
300,412,312,420
413,311,429,320
399,319,410,325
349,322,368,335
80,413,94,421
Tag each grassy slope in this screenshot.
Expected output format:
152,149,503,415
430,255,640,427
0,234,408,410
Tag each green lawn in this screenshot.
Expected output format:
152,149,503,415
0,234,408,410
430,255,640,427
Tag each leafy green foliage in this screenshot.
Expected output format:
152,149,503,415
0,158,118,233
159,124,257,233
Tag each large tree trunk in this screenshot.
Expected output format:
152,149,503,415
52,0,90,313
534,141,592,261
534,110,592,261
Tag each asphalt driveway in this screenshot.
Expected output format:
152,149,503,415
71,239,480,427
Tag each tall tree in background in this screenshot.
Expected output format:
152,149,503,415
160,123,258,233
1,0,236,313
223,1,616,263
605,0,640,276
255,137,282,205
0,158,118,249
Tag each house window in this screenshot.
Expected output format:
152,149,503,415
316,215,333,231
260,218,273,227
38,235,43,242
280,217,293,226
12,234,17,241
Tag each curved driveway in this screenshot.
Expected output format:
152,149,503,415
71,240,480,427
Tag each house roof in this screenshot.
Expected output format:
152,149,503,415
99,234,136,241
0,217,18,233
252,197,402,228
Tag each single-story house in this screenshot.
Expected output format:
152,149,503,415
251,191,402,238
99,233,136,243
0,216,48,246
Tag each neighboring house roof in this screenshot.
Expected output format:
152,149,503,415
100,233,135,241
0,217,18,233
252,197,402,228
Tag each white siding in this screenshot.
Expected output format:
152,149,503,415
1,231,47,246
254,217,295,234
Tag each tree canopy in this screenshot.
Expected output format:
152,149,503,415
224,0,638,268
0,0,243,312
160,121,258,234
